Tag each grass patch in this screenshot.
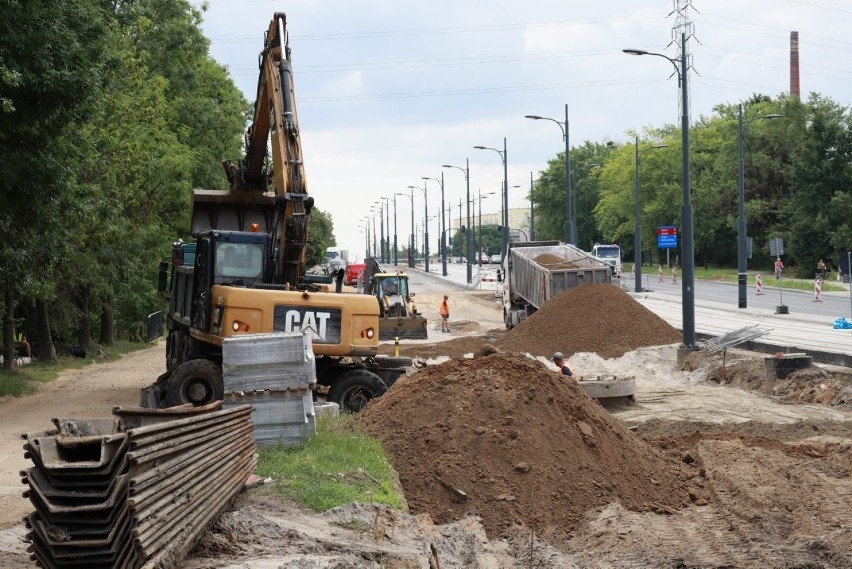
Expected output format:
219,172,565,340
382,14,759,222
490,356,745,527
255,415,406,513
635,264,846,292
0,340,153,398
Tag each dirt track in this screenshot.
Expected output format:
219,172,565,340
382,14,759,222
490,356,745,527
1,288,851,568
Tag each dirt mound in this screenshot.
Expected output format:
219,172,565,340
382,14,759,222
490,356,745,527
496,284,681,359
533,253,577,269
356,353,693,539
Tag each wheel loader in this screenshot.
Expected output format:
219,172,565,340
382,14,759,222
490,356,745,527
362,257,428,340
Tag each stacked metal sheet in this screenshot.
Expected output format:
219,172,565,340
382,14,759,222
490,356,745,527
222,332,318,447
21,402,256,569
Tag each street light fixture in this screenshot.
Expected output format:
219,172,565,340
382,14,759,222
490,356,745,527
422,175,447,276
624,32,697,348
442,161,473,283
473,139,509,259
525,105,572,244
633,138,668,293
737,105,782,309
395,190,414,268
408,183,429,272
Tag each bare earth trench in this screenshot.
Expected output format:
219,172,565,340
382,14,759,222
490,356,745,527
1,290,851,568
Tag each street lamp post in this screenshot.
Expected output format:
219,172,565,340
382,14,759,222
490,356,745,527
737,105,782,308
395,190,414,268
442,161,473,283
478,190,495,266
525,106,572,244
370,205,379,258
392,194,398,265
634,137,668,293
379,197,390,263
409,183,429,272
473,139,509,258
423,175,448,276
363,216,371,261
374,200,384,262
529,172,535,241
625,32,696,348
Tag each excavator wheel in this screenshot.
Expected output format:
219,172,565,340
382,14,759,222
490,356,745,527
166,359,224,407
328,369,387,413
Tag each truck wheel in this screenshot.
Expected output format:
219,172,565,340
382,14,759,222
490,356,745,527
328,370,387,413
166,359,223,407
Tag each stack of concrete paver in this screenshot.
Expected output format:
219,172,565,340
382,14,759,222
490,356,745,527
222,332,318,447
21,402,256,568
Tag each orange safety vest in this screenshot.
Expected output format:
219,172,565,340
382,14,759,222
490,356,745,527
439,300,449,317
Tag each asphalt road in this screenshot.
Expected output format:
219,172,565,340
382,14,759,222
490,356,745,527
625,273,852,320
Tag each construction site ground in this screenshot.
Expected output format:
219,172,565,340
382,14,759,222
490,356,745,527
1,285,851,568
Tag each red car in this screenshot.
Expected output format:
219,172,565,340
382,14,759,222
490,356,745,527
345,263,366,286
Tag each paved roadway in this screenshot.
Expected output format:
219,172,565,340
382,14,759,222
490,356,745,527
396,260,852,366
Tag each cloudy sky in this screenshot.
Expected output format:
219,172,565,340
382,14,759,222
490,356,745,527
192,0,851,260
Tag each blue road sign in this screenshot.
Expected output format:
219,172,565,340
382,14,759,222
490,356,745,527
658,234,678,249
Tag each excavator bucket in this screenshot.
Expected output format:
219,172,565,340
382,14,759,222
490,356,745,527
379,315,428,340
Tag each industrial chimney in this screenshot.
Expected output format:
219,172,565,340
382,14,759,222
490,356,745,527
790,31,800,99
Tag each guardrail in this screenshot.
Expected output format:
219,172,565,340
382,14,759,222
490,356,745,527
146,311,163,343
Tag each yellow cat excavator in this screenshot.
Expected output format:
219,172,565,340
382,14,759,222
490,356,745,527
145,13,410,412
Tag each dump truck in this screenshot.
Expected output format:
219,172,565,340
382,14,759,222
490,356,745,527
502,242,634,402
144,14,410,413
591,243,623,277
502,241,612,330
361,257,428,340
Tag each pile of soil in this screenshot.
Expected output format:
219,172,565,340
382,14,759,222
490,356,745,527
356,352,694,540
533,253,578,269
496,284,681,359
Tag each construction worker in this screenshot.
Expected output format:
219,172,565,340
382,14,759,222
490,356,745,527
14,331,31,358
439,294,450,333
552,352,575,378
774,257,784,279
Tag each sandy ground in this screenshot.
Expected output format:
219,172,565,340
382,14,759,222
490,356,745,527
1,289,851,568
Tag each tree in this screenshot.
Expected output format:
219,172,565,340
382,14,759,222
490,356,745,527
0,0,113,368
784,94,852,277
308,209,335,268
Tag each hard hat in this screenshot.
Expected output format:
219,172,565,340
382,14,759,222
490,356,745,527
552,352,564,361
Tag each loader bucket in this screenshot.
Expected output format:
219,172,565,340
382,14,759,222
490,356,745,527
378,315,428,340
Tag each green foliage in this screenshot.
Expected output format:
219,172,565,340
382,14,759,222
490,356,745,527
255,416,407,513
0,0,248,348
307,209,336,267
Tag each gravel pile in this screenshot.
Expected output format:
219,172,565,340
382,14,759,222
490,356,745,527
496,283,681,359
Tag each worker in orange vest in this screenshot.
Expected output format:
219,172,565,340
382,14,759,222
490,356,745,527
552,352,575,378
439,294,450,333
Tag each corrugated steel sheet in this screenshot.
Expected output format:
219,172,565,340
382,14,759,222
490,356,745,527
21,404,256,569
